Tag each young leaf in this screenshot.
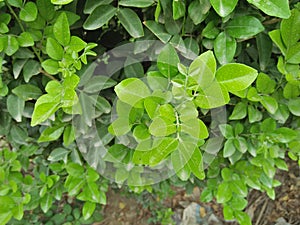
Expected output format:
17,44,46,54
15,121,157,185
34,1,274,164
53,12,70,46
38,125,65,142
226,16,264,39
117,8,144,38
83,5,117,30
216,63,258,92
41,59,59,75
216,182,232,203
82,201,96,220
210,0,238,17
51,0,74,5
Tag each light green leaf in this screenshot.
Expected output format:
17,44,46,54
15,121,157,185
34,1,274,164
63,125,75,146
38,125,65,142
194,81,230,109
46,37,64,60
286,42,300,64
210,0,238,17
280,9,300,48
144,20,172,43
149,117,177,137
68,36,87,52
272,127,297,143
119,0,154,7
216,182,232,203
115,78,150,107
260,96,278,114
216,63,258,92
40,194,53,213
51,0,73,5
18,32,34,47
223,139,236,158
82,201,96,220
157,44,180,78
288,98,300,116
5,36,19,56
268,30,286,55
188,51,216,89
41,59,59,75
226,16,264,39
229,102,247,120
7,0,22,7
7,94,25,122
19,2,38,22
133,124,150,141
83,5,117,30
256,73,276,94
149,138,178,166
53,12,70,46
219,124,234,139
181,118,208,139
188,148,205,180
247,0,290,19
214,32,236,65
108,118,131,136
172,0,185,20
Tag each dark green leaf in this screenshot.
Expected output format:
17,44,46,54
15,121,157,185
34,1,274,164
144,21,172,43
214,32,236,65
157,44,180,78
119,0,154,8
23,59,40,82
117,8,144,38
83,76,117,93
7,94,25,122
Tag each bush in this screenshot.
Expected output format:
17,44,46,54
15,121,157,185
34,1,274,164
0,0,300,224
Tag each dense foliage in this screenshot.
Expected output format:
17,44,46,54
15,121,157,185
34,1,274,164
0,0,300,224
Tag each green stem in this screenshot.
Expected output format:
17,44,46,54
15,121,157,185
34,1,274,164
5,0,56,81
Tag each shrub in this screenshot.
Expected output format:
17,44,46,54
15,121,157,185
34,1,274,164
0,0,299,224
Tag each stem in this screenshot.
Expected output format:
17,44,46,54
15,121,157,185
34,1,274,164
5,0,56,81
39,69,58,81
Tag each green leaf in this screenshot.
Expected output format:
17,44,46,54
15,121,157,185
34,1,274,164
230,196,248,210
7,0,22,7
83,76,117,93
235,211,251,225
229,102,247,120
188,148,205,180
144,20,172,43
223,205,234,220
18,32,34,47
172,0,185,20
219,124,234,139
41,59,59,75
5,36,19,56
268,30,286,55
256,73,276,94
40,194,53,213
83,5,117,30
149,138,178,166
256,33,273,70
149,117,177,137
157,44,180,78
82,201,96,220
248,105,262,123
37,0,55,20
216,182,232,203
51,0,73,5
260,96,278,114
272,127,297,143
63,125,75,146
286,42,300,64
117,8,144,38
68,36,87,52
53,12,70,46
115,78,150,107
46,37,64,60
119,0,154,7
280,9,300,48
214,32,236,65
66,162,84,177
210,0,238,17
188,51,216,89
133,124,150,141
223,139,236,158
12,84,42,101
38,125,65,142
181,118,208,139
247,0,290,19
7,94,25,122
188,0,210,25
288,98,300,116
194,81,230,109
23,60,40,82
283,83,300,99
48,147,70,163
19,2,38,22
226,16,264,39
124,57,144,78
216,63,258,92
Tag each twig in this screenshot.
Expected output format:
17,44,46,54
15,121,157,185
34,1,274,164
255,198,268,225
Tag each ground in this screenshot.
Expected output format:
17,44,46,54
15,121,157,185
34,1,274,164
96,159,300,225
